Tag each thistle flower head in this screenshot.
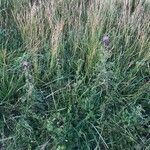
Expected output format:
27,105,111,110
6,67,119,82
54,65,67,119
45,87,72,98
22,61,29,71
102,34,110,47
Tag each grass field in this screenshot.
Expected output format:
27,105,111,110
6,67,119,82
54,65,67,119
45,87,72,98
0,0,150,149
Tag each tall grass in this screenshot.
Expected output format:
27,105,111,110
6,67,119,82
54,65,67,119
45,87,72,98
0,0,150,149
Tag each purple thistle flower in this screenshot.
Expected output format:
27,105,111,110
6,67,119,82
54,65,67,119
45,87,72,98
102,34,110,47
22,61,29,71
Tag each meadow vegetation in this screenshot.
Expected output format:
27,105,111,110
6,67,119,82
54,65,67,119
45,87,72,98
0,0,150,149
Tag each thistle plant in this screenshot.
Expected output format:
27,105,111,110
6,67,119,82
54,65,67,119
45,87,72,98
22,60,34,108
